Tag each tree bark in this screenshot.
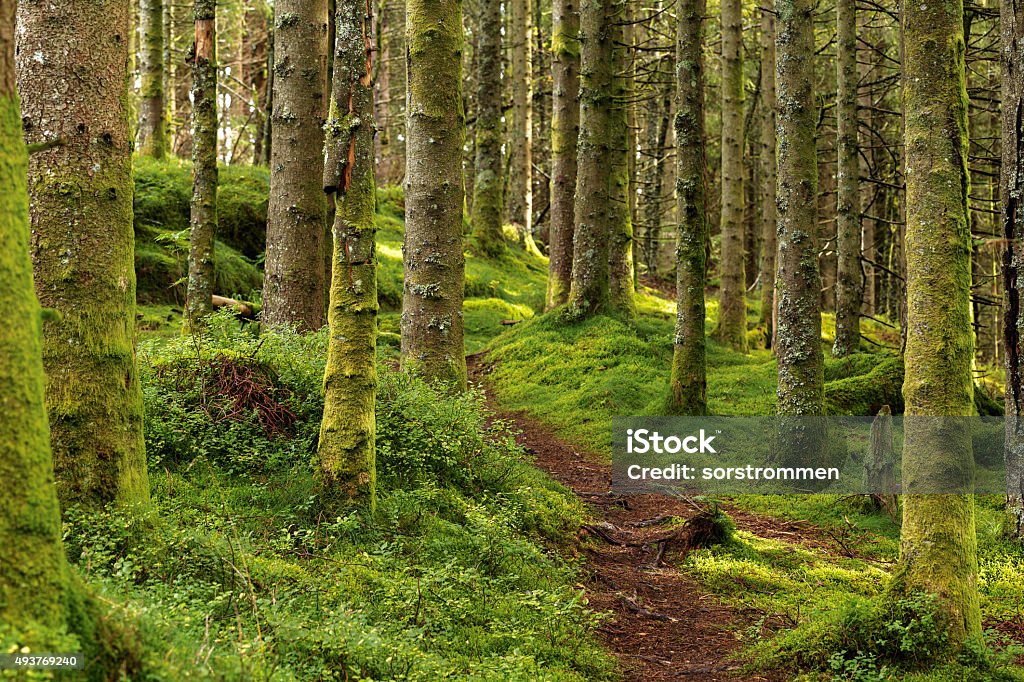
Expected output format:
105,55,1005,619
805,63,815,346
566,0,615,318
715,0,747,352
759,4,778,348
775,0,824,417
895,0,982,646
607,0,634,317
833,0,863,356
1002,0,1024,540
507,0,533,233
470,0,504,256
186,0,218,327
546,0,580,309
0,0,77,631
319,0,377,501
137,0,168,158
401,0,466,390
262,0,328,332
17,0,150,508
668,0,707,416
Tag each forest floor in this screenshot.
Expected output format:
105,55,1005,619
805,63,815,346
470,355,794,681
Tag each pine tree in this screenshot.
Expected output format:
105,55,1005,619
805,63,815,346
668,0,707,416
546,0,580,309
507,0,533,233
17,0,150,508
607,0,635,317
894,0,982,646
401,0,467,390
833,0,863,356
758,4,777,348
186,0,219,327
262,0,328,332
319,0,377,501
715,0,747,352
470,0,505,257
137,0,168,158
775,0,823,417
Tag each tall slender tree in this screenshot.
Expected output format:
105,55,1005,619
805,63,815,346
896,0,982,646
1,0,77,630
507,0,533,233
567,0,615,318
668,0,707,416
833,0,863,356
401,0,467,390
607,0,635,316
17,0,150,508
262,0,328,331
1004,0,1024,540
716,0,747,352
546,0,580,309
759,3,777,348
186,0,218,327
470,0,505,256
137,0,168,158
319,0,377,501
775,0,823,417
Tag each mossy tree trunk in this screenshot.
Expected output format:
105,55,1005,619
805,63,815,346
775,0,824,417
566,0,615,318
0,1,76,630
714,0,747,352
607,0,634,317
669,0,707,416
137,0,168,158
832,0,863,357
262,0,328,332
186,0,218,328
401,0,467,391
895,0,982,646
470,0,504,257
319,0,377,502
546,0,580,309
1002,0,1024,540
759,4,778,348
17,0,150,509
507,0,533,233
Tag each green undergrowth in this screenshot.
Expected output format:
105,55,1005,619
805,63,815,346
64,312,614,680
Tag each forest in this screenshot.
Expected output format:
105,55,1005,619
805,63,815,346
2,0,1024,679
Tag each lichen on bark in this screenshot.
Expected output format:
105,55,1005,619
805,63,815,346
470,0,505,258
401,0,467,391
607,0,635,318
668,0,707,416
17,0,150,509
759,4,778,347
319,0,377,502
506,0,533,233
137,0,168,159
895,0,982,648
186,0,219,329
263,0,328,332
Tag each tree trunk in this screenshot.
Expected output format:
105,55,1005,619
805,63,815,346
546,0,580,309
642,76,671,278
137,0,168,158
319,0,377,501
607,0,634,317
758,4,777,348
186,0,218,327
775,0,823,417
833,0,863,357
0,2,77,631
507,0,533,233
470,0,504,256
262,0,328,332
668,0,707,416
1003,0,1024,540
715,0,747,352
401,0,467,390
17,0,150,508
895,0,982,646
172,0,194,158
566,0,615,318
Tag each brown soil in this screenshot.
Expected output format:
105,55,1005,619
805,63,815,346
469,356,788,681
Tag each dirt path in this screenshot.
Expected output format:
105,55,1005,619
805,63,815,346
469,359,782,682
